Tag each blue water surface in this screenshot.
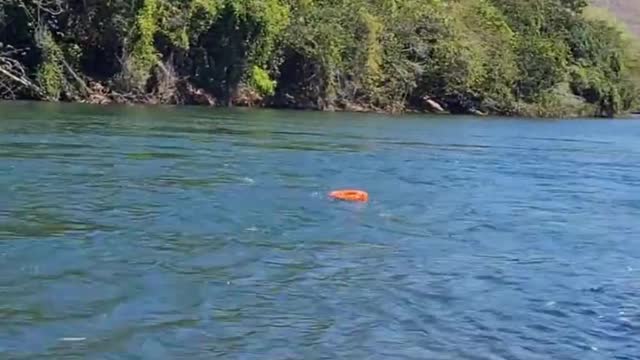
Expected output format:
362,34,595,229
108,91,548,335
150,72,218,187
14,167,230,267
1,101,639,359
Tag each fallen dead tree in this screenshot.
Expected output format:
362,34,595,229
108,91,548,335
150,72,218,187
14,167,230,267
0,46,43,99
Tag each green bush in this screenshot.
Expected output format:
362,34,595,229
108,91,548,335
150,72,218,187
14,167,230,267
35,31,64,101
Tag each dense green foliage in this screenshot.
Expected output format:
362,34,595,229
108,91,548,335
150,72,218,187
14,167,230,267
0,0,638,116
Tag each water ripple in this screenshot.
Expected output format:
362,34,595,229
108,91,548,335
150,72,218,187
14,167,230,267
1,103,639,358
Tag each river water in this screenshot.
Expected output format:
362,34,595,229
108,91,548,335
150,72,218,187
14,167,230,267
1,101,639,359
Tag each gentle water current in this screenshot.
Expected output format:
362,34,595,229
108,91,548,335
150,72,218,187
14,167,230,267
1,102,639,359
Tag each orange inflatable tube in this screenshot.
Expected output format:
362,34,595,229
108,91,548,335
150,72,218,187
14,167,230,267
329,189,369,202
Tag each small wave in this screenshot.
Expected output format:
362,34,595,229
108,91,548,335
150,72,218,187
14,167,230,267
126,152,189,160
241,177,255,184
60,337,86,342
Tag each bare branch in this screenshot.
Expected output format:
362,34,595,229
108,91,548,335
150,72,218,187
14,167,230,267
16,0,64,25
34,0,64,15
0,50,43,97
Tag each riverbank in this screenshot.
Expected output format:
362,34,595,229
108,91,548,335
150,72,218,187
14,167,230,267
9,87,640,120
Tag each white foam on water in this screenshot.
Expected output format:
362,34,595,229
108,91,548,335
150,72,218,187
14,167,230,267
60,337,86,342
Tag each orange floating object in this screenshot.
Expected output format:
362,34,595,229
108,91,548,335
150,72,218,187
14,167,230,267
329,189,369,202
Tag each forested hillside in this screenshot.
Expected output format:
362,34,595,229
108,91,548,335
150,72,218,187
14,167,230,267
1,0,638,117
